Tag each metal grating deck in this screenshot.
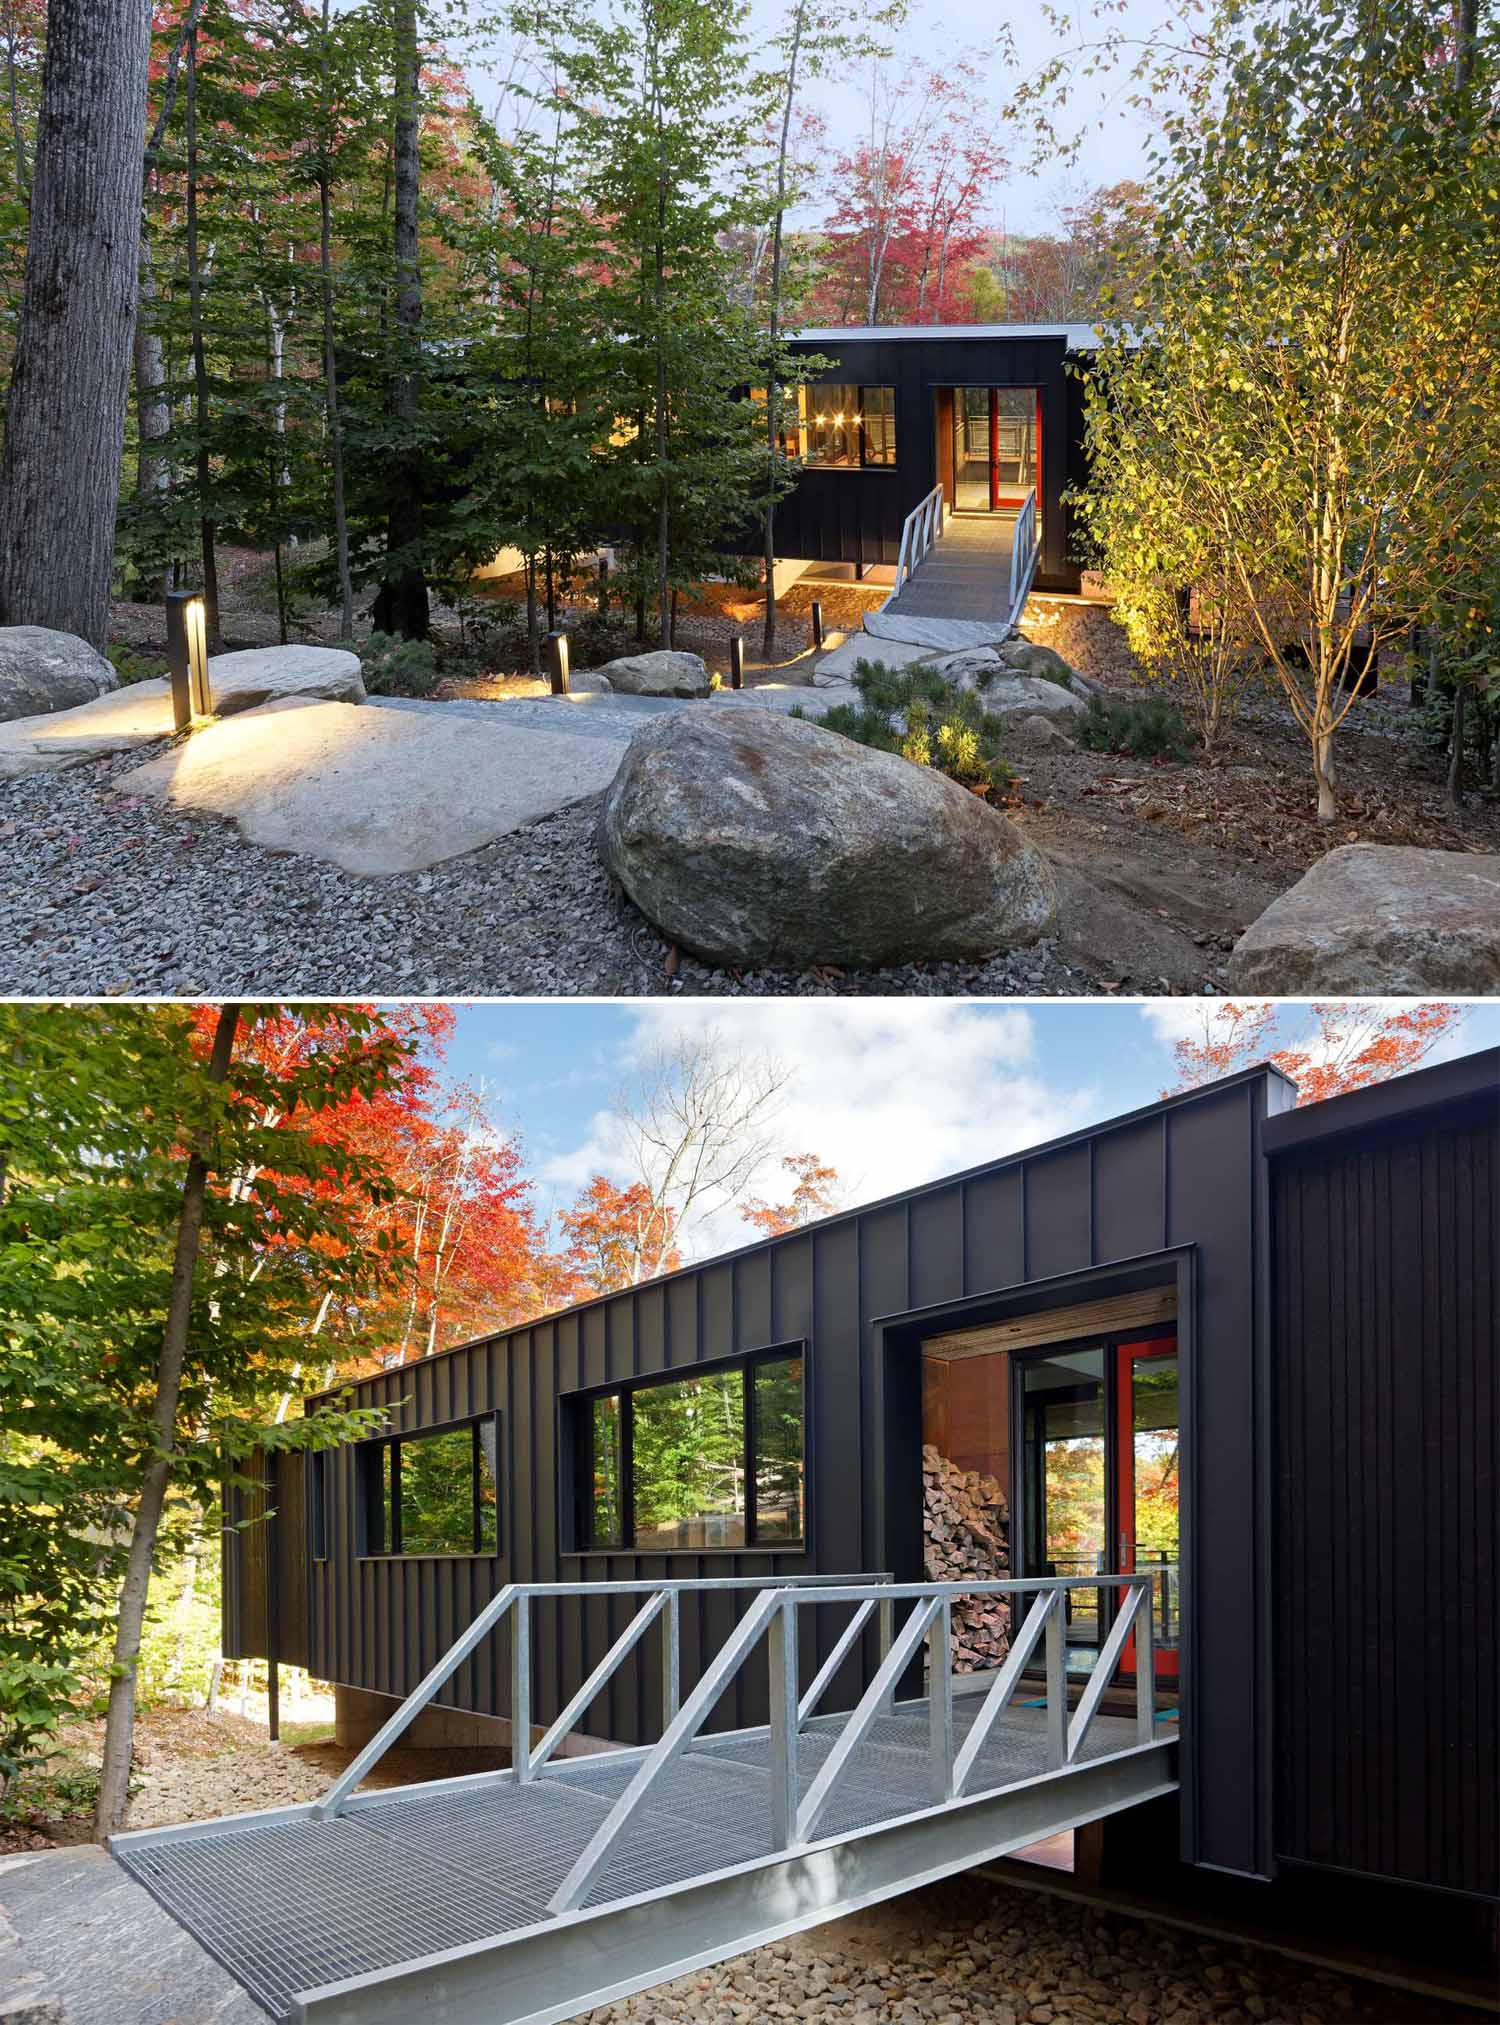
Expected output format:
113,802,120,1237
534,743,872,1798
113,1698,1157,2022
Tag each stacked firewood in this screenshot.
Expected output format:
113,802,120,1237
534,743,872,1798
922,1444,1011,1673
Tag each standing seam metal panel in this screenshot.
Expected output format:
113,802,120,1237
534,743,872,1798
1271,1104,1499,1899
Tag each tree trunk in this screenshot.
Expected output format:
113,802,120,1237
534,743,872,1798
760,0,804,663
184,28,221,647
1447,678,1466,808
1314,728,1337,823
95,1003,241,1838
319,163,355,638
317,0,354,641
373,0,429,641
0,0,154,645
134,230,172,516
654,133,671,649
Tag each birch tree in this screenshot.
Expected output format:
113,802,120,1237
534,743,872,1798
1079,0,1499,819
610,1028,789,1266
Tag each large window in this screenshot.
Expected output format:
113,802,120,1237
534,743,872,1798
360,1414,500,1557
796,384,897,468
577,1350,806,1552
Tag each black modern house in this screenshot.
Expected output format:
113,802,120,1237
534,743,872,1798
219,1045,1497,1941
770,324,1101,594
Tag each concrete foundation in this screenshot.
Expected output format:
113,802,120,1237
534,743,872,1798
332,1684,615,1758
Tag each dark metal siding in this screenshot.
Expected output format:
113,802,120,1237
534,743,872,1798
774,334,1088,591
235,1069,1293,1881
221,1452,309,1672
1271,1094,1500,1900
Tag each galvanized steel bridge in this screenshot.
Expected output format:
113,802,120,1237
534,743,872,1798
863,486,1041,653
111,1573,1177,2025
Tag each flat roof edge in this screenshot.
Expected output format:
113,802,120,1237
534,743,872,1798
310,1062,1294,1403
1263,1044,1499,1157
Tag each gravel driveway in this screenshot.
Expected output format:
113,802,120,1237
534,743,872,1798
0,740,1091,1000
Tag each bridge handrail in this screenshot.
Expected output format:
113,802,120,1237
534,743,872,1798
315,1567,1170,1909
313,1571,894,1821
543,1570,1167,1915
892,482,946,596
1007,487,1039,621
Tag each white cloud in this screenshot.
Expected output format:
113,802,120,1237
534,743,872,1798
540,1003,1103,1261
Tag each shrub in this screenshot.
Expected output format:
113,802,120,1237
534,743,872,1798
359,630,439,698
567,611,634,670
106,644,163,687
1075,693,1191,761
794,658,1010,796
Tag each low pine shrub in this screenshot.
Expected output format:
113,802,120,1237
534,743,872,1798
359,630,439,698
794,658,1011,796
1075,692,1191,760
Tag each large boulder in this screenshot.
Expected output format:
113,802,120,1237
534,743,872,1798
0,626,119,721
1229,843,1500,992
598,706,1058,967
927,650,1086,722
592,650,712,698
208,644,364,712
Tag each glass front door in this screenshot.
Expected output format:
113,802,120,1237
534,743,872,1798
952,388,1040,513
1018,1331,1180,1684
1020,1348,1107,1675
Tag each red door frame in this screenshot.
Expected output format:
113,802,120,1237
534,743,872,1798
1113,1333,1180,1682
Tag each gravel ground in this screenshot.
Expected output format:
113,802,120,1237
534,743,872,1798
585,1879,1464,2025
0,741,1092,999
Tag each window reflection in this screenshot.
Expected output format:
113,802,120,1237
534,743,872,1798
576,1352,806,1551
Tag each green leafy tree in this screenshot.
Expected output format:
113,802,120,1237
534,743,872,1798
0,1004,412,1833
1079,0,1499,819
575,0,776,648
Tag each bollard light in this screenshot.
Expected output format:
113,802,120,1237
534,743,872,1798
811,599,825,647
185,595,213,717
730,636,745,689
547,628,571,696
164,590,194,730
166,589,214,728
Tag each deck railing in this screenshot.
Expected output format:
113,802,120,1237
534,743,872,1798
1008,487,1039,619
316,1569,1167,1920
891,482,946,596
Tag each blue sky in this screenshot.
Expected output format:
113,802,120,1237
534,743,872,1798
411,1000,1500,1259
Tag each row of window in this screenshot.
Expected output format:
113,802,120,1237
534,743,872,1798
311,1348,808,1561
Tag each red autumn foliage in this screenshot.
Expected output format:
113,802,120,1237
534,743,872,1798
559,1176,682,1298
1168,1001,1466,1106
188,1003,566,1374
743,1152,841,1236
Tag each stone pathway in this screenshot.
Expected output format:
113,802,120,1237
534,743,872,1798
372,680,861,736
0,1846,261,2025
118,697,625,877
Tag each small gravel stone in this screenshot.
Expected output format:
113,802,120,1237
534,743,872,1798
0,746,1092,998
